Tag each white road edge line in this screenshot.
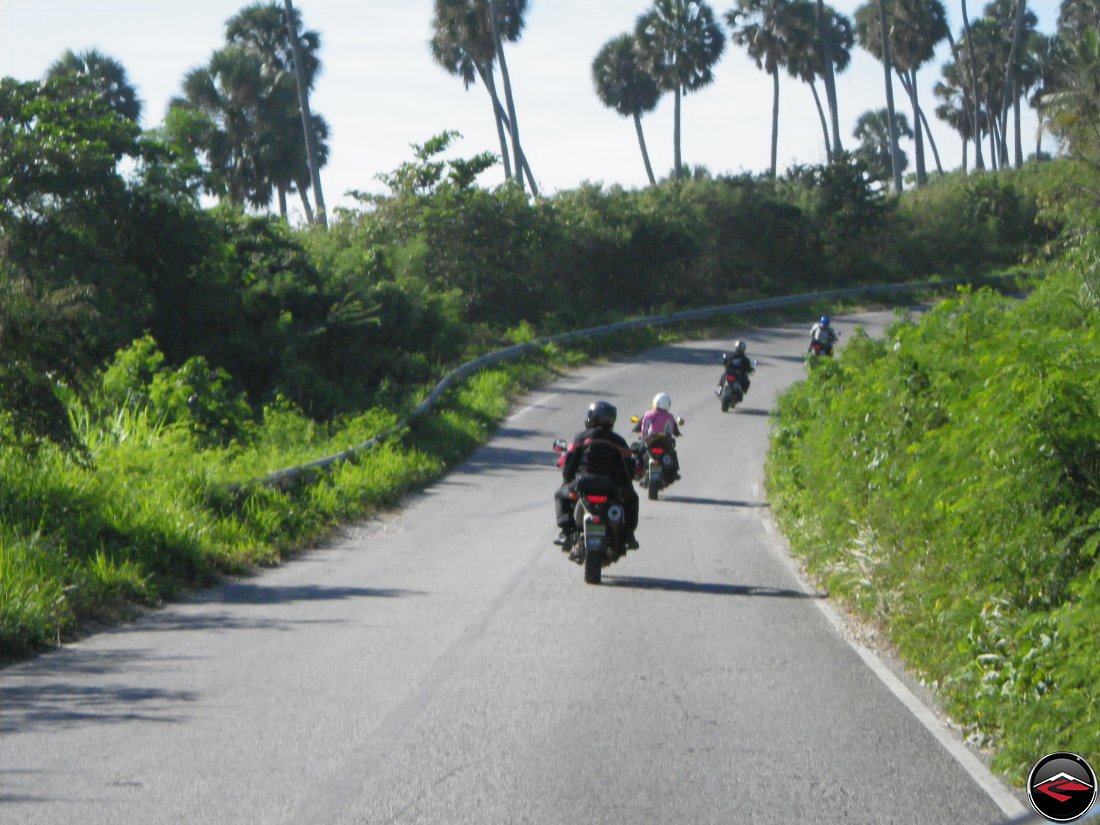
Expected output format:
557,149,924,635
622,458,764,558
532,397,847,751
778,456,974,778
512,365,634,419
763,512,1027,819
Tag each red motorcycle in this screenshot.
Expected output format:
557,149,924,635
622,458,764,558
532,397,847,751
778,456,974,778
629,416,683,501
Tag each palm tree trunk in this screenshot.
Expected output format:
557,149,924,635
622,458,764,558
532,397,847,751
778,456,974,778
816,0,843,156
488,0,534,195
633,111,657,185
673,84,683,180
988,116,999,171
1013,89,1023,166
277,185,288,219
283,0,327,228
962,135,969,172
916,105,944,175
809,81,831,161
769,67,780,179
488,92,538,192
902,69,927,185
877,0,902,192
999,0,1027,165
295,177,316,224
476,63,513,181
960,0,985,170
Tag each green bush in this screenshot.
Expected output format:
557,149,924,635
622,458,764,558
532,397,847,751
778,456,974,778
767,267,1100,782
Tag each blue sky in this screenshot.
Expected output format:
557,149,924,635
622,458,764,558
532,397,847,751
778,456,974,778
0,1,1064,218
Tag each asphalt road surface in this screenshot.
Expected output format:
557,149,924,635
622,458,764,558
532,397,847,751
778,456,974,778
0,312,1026,825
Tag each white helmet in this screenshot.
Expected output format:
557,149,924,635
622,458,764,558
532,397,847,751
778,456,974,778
653,392,672,411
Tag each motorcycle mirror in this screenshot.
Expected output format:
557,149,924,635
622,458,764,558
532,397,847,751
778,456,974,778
677,417,685,426
630,415,639,423
552,439,567,451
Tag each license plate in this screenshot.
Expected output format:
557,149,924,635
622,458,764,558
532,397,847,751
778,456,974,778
649,465,662,482
584,520,606,550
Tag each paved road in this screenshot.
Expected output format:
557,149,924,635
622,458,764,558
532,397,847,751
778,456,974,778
1,312,1023,824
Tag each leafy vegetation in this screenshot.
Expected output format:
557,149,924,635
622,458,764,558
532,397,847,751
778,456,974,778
6,15,1100,786
767,264,1100,782
0,70,1071,661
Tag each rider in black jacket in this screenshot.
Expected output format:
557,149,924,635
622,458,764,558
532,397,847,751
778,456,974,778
554,401,640,551
718,340,754,394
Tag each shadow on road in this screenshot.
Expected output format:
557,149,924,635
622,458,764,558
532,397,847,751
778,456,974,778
602,576,821,599
658,495,769,508
726,407,772,417
454,444,554,475
1,682,198,733
0,650,199,734
202,583,424,606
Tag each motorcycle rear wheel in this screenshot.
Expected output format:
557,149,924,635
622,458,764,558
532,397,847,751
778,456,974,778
584,549,602,584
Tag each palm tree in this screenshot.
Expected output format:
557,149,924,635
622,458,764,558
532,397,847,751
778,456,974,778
956,13,1018,170
984,0,1039,169
1043,26,1100,165
222,1,329,222
876,0,903,190
429,0,536,192
45,48,142,122
854,107,913,181
785,0,853,160
814,0,845,154
934,61,981,169
960,0,986,169
728,0,802,178
635,0,726,180
1056,0,1100,44
282,0,328,225
172,46,274,208
855,0,948,185
431,0,512,181
487,0,528,193
593,34,663,185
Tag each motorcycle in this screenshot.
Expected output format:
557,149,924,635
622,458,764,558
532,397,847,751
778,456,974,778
718,355,756,412
552,439,631,585
629,417,684,501
808,330,840,357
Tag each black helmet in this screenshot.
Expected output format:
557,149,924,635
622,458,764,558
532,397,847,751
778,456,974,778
585,400,617,430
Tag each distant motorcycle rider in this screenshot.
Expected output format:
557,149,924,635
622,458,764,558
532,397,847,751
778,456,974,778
554,401,640,551
809,316,838,354
718,340,754,394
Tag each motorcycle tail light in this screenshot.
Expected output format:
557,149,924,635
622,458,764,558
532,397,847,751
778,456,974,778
650,448,664,455
586,494,609,504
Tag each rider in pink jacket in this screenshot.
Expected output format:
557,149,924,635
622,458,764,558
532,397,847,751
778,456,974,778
639,393,682,479
640,393,681,439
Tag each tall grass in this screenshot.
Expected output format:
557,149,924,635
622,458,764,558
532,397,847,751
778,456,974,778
0,347,571,662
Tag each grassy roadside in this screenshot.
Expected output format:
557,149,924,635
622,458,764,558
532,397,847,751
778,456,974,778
0,279,1019,664
765,271,1099,785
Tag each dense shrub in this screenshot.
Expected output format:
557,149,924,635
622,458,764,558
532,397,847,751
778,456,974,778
767,266,1100,781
